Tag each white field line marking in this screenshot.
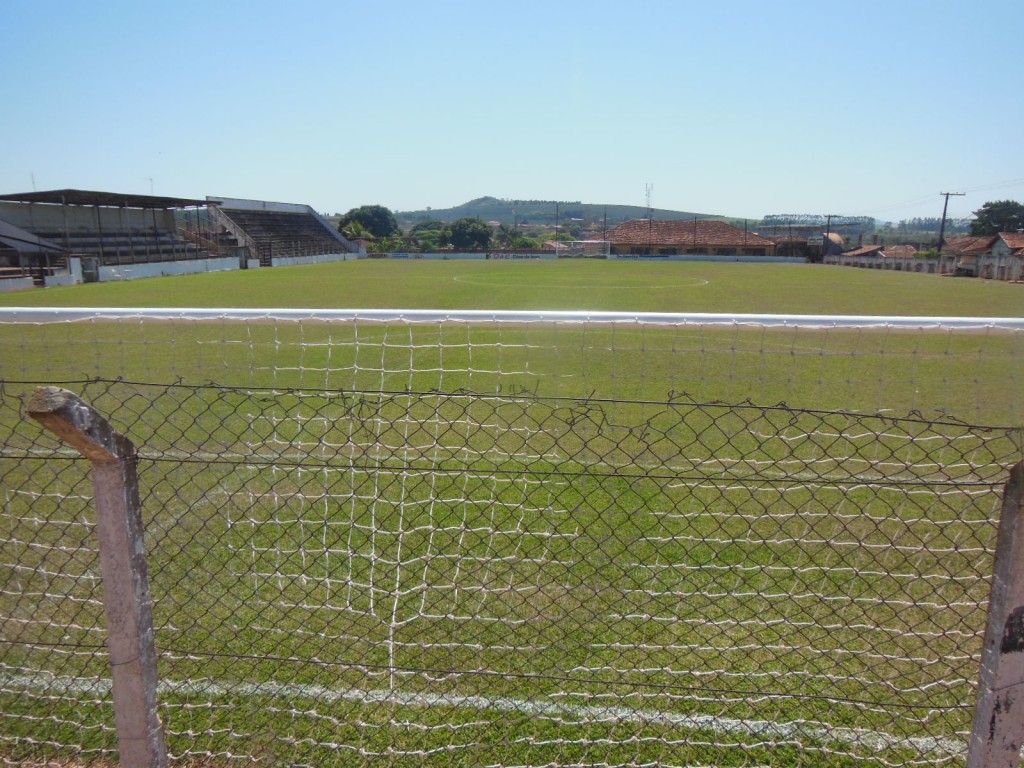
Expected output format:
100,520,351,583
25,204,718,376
0,672,966,757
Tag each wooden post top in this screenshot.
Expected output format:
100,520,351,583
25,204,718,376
27,386,136,463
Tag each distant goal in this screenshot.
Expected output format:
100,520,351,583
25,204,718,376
555,239,611,258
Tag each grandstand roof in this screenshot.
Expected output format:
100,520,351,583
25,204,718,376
0,189,214,209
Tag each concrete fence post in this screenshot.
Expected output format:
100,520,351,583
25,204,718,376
28,386,168,768
969,461,1024,768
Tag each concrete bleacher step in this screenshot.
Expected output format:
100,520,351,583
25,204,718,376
219,208,347,263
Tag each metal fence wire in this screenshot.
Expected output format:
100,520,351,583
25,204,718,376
2,377,1022,767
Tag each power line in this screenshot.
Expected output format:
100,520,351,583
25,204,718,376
956,178,1024,197
861,178,1024,218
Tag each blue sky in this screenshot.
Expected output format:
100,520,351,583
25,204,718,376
3,0,1022,223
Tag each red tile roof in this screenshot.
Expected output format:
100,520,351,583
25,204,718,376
842,245,884,258
942,236,996,255
599,219,774,248
883,244,917,258
1000,232,1024,249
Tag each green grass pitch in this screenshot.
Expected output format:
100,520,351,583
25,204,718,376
1,258,1022,317
0,259,1021,766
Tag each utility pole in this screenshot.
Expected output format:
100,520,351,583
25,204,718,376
822,214,833,262
645,184,653,252
936,192,965,258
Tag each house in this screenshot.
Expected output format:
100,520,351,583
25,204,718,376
988,233,1024,281
941,235,996,276
826,244,934,272
884,244,918,259
597,219,775,257
820,231,1022,281
841,245,884,260
824,245,884,269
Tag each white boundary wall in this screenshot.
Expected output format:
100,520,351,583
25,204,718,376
270,253,361,268
99,256,241,282
44,257,84,287
486,252,557,260
609,254,804,263
370,253,557,261
378,252,488,260
0,277,35,292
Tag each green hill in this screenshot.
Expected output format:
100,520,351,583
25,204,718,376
396,196,726,229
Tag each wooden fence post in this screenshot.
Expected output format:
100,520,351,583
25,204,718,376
969,460,1024,768
28,386,168,768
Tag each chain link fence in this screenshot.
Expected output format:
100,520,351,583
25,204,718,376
3,376,1021,767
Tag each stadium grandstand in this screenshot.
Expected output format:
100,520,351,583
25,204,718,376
208,196,355,267
0,189,215,286
0,189,357,289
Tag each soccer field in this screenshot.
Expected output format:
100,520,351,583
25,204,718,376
2,259,1021,424
1,258,1022,317
1,261,1022,767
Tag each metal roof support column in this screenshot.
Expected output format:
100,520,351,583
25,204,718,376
61,194,70,254
94,204,107,264
120,204,132,264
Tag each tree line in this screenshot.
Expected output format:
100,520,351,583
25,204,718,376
336,199,1024,252
336,205,541,251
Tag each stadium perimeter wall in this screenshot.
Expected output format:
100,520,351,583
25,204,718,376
270,253,361,267
609,254,804,263
0,258,82,291
98,256,243,281
379,253,803,262
380,252,489,260
0,276,34,292
85,252,356,282
45,258,83,287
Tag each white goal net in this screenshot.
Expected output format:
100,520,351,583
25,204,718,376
556,240,611,258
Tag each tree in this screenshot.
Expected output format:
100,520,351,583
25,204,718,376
374,235,407,253
412,229,442,252
407,219,446,252
494,223,515,248
337,205,400,239
443,218,492,249
409,219,446,235
339,219,372,242
969,200,1024,236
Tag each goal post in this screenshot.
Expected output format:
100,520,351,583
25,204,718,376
557,239,611,258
